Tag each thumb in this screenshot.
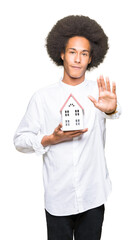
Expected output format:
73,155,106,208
88,96,97,106
56,122,63,131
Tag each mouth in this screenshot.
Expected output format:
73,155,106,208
71,66,81,69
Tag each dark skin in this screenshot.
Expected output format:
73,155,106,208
41,36,117,147
42,123,88,146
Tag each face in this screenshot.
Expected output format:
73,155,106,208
61,36,91,82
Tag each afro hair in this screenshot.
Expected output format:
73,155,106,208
46,15,109,70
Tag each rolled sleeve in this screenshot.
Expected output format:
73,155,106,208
14,92,50,155
32,133,50,156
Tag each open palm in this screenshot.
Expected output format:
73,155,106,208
88,76,117,114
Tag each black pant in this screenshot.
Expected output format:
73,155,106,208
45,205,105,240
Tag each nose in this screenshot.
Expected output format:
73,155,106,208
74,53,81,63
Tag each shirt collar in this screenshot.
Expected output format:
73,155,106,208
59,78,88,91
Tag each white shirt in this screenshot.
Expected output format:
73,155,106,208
14,78,121,216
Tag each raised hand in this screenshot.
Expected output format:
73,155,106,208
88,76,117,114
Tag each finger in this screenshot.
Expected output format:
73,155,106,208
56,123,62,131
68,130,84,136
81,128,88,132
88,96,97,105
88,96,101,109
65,128,88,136
71,133,83,137
70,130,87,137
106,77,111,91
64,130,81,135
97,78,102,93
100,75,106,91
112,81,116,94
74,128,88,134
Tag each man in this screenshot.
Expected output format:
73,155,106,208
14,15,121,240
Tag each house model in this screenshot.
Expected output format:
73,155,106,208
60,93,84,131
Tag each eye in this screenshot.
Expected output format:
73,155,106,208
82,53,88,56
70,51,76,54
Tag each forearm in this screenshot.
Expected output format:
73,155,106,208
14,133,37,153
14,132,50,155
41,133,65,146
41,134,54,147
14,92,51,155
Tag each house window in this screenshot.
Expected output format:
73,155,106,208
75,110,79,116
75,119,80,125
68,103,75,107
65,120,70,126
65,110,69,116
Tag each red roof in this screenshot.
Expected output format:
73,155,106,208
60,93,84,112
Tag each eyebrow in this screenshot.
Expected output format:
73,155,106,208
67,48,90,53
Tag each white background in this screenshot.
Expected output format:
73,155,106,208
0,0,135,239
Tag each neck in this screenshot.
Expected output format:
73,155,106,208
62,73,85,86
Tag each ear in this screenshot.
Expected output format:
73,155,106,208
61,52,64,61
88,56,92,64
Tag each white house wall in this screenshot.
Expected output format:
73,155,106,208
61,96,84,131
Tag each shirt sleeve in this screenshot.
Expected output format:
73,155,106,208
100,101,122,119
13,92,50,155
